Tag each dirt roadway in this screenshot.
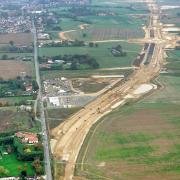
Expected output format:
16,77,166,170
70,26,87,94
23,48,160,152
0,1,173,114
59,30,76,41
51,0,171,179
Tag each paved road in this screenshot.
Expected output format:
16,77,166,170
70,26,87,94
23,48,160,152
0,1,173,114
32,21,53,180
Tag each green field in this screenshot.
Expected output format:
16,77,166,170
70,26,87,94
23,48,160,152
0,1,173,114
75,50,180,179
46,4,148,41
0,96,34,106
41,68,132,80
0,151,35,177
161,7,180,27
76,78,180,179
166,50,180,70
47,107,81,129
0,52,33,59
0,106,40,133
39,42,142,68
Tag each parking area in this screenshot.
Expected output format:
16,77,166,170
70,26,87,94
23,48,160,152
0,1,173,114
47,95,95,108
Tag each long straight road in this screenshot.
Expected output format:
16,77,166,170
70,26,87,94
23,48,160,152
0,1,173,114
32,21,53,180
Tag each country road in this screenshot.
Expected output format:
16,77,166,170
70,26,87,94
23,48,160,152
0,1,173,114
32,21,53,180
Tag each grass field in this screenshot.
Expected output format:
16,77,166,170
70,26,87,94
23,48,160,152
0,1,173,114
60,14,146,41
41,68,132,80
0,107,35,132
0,151,35,177
72,78,109,93
39,42,142,69
47,107,81,129
161,7,180,27
0,52,32,59
166,50,180,70
75,50,180,179
47,4,148,41
0,96,34,106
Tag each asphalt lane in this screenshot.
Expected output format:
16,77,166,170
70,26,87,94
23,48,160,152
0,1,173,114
32,21,52,180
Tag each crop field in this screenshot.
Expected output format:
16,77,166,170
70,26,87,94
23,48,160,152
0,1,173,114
0,60,32,80
39,42,142,69
158,0,180,6
48,4,148,41
0,33,33,45
77,73,180,180
59,18,84,31
67,28,144,41
61,14,146,41
91,0,148,7
0,52,33,59
0,107,33,132
76,50,180,179
161,7,180,26
165,50,180,70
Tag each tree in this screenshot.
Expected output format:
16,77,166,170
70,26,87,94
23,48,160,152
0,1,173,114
70,62,77,70
88,42,94,47
0,166,9,177
1,54,8,60
83,33,87,38
19,170,27,180
9,40,14,46
32,159,44,175
32,80,39,91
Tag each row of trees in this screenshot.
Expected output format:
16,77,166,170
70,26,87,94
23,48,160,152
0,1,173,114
0,41,33,53
43,39,85,47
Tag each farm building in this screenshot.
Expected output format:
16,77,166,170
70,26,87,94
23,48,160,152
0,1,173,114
15,132,38,144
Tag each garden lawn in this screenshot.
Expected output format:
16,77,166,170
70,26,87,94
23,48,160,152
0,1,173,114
0,152,35,177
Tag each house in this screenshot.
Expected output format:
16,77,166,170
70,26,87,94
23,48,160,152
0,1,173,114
15,132,39,144
25,85,33,92
19,105,32,112
49,96,60,106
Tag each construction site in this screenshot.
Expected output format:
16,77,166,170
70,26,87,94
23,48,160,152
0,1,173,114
47,0,180,179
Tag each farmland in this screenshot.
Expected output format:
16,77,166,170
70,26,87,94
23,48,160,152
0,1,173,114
59,13,147,41
165,50,180,71
76,79,180,179
72,78,109,93
0,107,34,133
47,4,148,41
75,50,180,179
66,27,144,41
0,52,32,59
39,42,142,69
0,96,33,106
0,60,32,80
0,33,33,46
41,68,132,80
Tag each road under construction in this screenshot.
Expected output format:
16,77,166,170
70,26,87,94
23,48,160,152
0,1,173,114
51,0,179,179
